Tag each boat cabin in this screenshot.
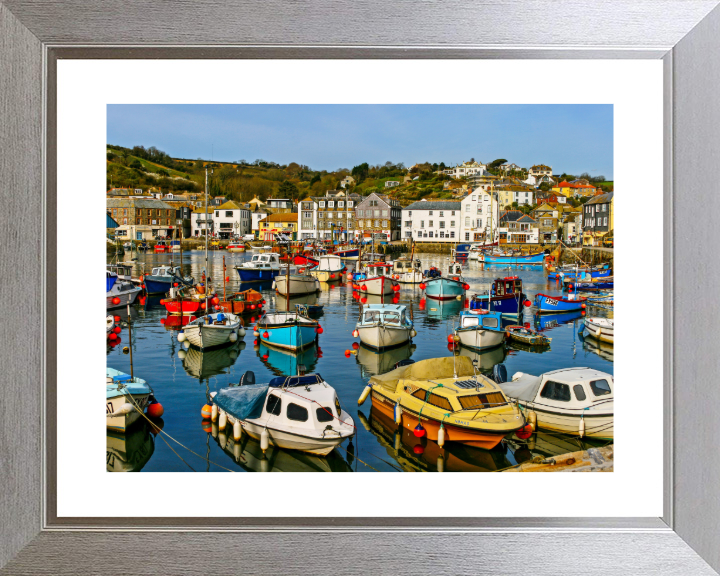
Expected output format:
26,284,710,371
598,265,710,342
393,258,421,274
107,263,134,282
459,310,502,330
359,304,411,326
315,254,343,271
362,252,385,262
246,253,280,268
149,265,180,278
508,367,613,410
447,262,463,277
491,276,523,297
363,263,393,277
261,376,343,430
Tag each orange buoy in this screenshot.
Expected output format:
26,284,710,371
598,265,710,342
201,404,213,419
147,402,164,418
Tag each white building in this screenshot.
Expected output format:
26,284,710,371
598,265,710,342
385,180,400,188
528,164,553,178
298,198,318,239
459,189,500,243
442,160,487,180
191,200,251,239
512,189,534,206
499,163,522,173
251,211,269,237
401,200,462,242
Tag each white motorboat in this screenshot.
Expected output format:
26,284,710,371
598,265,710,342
180,312,244,350
355,304,415,349
106,367,152,433
454,310,506,350
309,254,345,282
582,317,614,344
235,253,282,282
356,263,398,295
391,257,424,284
274,266,320,296
498,366,614,439
210,372,355,456
106,271,142,309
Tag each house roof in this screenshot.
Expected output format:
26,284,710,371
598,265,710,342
585,192,614,205
403,200,461,211
263,212,298,222
216,200,244,211
500,210,525,223
517,215,537,223
107,198,174,209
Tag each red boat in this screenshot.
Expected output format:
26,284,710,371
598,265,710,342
162,314,197,329
293,254,319,267
154,241,168,253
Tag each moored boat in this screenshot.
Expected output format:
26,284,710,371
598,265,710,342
179,312,244,350
391,257,424,284
354,304,415,350
423,261,467,301
454,310,506,351
153,240,168,253
308,254,345,282
534,293,587,314
480,251,547,265
107,271,142,309
334,247,360,260
235,252,282,282
498,367,613,439
142,265,185,295
356,263,399,295
469,276,526,316
359,357,526,450
255,312,319,351
505,325,551,347
274,266,321,296
210,371,355,456
106,367,153,433
582,317,614,343
218,289,265,315
227,243,246,253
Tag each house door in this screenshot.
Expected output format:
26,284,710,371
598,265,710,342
136,232,143,240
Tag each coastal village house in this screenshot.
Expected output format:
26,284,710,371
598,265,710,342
459,189,500,243
499,163,522,174
298,198,318,240
401,200,461,242
339,175,355,189
107,197,178,240
498,210,540,244
265,198,294,212
552,180,600,198
355,192,402,241
212,201,251,239
258,213,299,241
528,164,553,179
563,212,583,244
311,191,361,241
442,160,487,180
251,210,269,237
582,192,614,246
531,203,561,243
190,206,214,238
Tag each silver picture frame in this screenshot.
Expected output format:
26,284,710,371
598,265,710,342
2,1,719,573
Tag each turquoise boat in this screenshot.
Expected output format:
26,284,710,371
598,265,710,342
106,367,152,433
423,260,467,301
255,312,319,351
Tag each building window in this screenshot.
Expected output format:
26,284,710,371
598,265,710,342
439,211,444,217
429,211,433,216
408,211,412,217
417,230,422,237
374,220,379,227
429,231,433,238
338,201,344,208
405,221,412,227
319,201,325,208
382,220,388,227
429,221,433,227
328,201,334,208
439,221,445,229
465,205,471,212
420,221,424,228
348,201,353,208
450,231,455,238
465,232,470,240
450,221,455,228
440,231,445,238
451,211,456,216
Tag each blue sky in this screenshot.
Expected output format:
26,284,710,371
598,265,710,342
107,104,613,179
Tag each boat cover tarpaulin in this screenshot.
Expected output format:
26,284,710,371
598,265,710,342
106,274,117,292
369,356,476,394
498,374,543,403
214,385,269,420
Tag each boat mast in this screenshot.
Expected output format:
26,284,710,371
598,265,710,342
126,302,134,380
205,167,209,316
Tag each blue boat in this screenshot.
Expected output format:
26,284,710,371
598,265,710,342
534,293,587,314
481,251,547,265
143,264,182,294
469,276,526,317
335,247,359,260
455,243,473,258
535,310,583,331
566,278,614,293
257,342,319,376
423,261,466,301
255,312,319,351
235,253,282,283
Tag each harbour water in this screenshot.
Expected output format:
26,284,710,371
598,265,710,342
107,250,613,472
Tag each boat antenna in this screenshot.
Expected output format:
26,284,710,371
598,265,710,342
126,301,134,380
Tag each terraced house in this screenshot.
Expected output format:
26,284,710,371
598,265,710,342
355,192,401,241
401,199,461,242
498,210,539,244
312,191,361,241
531,203,560,243
582,192,614,246
107,197,177,240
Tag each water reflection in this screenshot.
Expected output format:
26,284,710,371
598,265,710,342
273,291,318,312
257,342,320,376
580,333,614,362
106,422,156,472
179,340,246,380
424,299,462,320
356,342,416,377
456,343,508,371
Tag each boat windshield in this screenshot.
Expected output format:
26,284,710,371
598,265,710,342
384,312,400,324
363,311,380,323
462,316,479,328
482,317,499,328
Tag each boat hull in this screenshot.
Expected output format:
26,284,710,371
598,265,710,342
357,324,411,350
183,315,242,350
470,294,522,316
274,276,320,296
235,267,281,282
106,287,141,309
517,401,613,439
583,319,614,343
260,323,318,351
358,276,396,295
456,328,506,351
481,252,546,264
143,277,173,295
230,416,349,456
161,298,202,315
335,248,359,260
309,269,344,282
394,271,424,284
534,293,585,314
424,277,465,301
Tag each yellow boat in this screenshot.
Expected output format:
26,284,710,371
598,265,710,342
359,357,526,450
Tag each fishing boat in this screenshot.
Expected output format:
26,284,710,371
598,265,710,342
392,257,424,284
356,263,399,295
106,262,136,283
309,254,345,282
255,312,319,351
274,265,321,296
235,252,282,282
582,317,614,344
534,293,587,314
359,356,526,450
210,371,355,456
293,253,320,268
551,267,612,281
354,304,415,350
479,251,547,265
142,264,185,294
227,243,246,253
106,367,153,433
454,310,506,351
535,310,583,331
334,246,360,260
180,312,244,350
218,288,265,315
505,325,551,347
566,277,614,293
107,271,142,309
469,276,526,316
498,366,614,439
161,281,213,315
422,261,467,301
153,240,168,253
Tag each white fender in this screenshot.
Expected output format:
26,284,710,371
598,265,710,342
260,428,270,453
229,332,238,343
177,331,186,342
394,402,402,425
358,384,372,406
109,403,134,417
218,410,227,430
438,424,446,448
211,404,218,422
233,420,242,441
237,326,246,337
579,416,585,438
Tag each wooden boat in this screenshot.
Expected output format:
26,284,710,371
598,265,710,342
355,304,415,350
454,310,506,351
179,312,244,350
469,276,526,316
534,293,587,314
505,325,551,346
218,289,265,315
582,317,614,344
359,357,526,450
499,367,613,439
255,312,319,351
106,367,152,433
210,372,355,456
309,254,345,282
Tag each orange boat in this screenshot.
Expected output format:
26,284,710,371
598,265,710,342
218,289,265,315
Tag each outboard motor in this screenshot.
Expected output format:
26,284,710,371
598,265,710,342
238,370,256,386
492,364,508,384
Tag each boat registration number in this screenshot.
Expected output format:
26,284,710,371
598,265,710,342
545,298,559,306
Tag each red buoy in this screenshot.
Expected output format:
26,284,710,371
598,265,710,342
361,297,367,304
352,342,359,350
263,331,269,338
581,303,586,309
361,285,367,291
524,300,532,307
253,339,258,345
262,354,269,361
200,303,206,309
173,283,179,287
515,424,533,440
112,297,121,305
108,332,117,341
212,296,220,305
214,306,220,311
330,273,335,279
524,322,531,329
225,276,229,282
147,402,164,419
463,283,470,290
413,424,426,438
419,283,426,290
113,326,122,334
447,334,455,343
250,304,256,310
345,350,351,357
316,326,324,334
419,298,426,307
114,315,121,322
160,318,166,325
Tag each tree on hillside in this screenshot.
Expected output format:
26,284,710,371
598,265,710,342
310,173,321,186
279,180,299,200
351,162,369,183
538,182,551,191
